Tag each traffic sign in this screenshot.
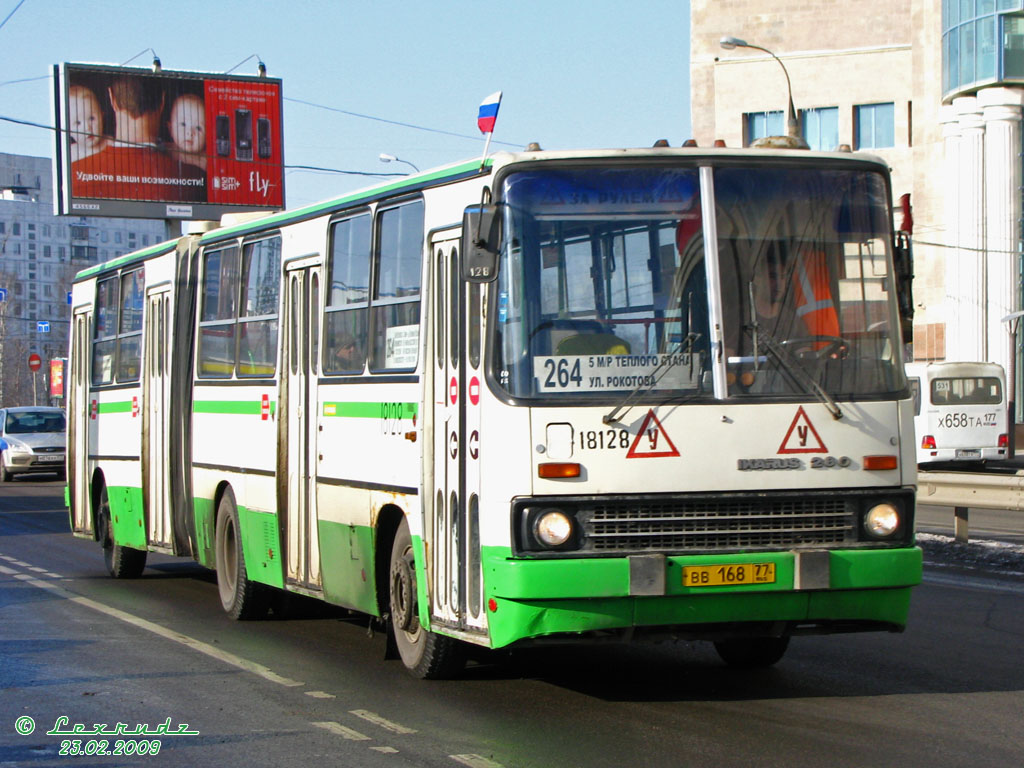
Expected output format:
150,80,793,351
28,353,42,372
0,287,7,302
37,321,51,333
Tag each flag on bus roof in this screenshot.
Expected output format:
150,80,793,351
477,91,502,134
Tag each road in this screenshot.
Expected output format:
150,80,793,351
1,480,1022,767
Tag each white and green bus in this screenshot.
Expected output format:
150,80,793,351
67,144,921,677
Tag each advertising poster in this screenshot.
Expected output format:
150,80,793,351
54,63,284,220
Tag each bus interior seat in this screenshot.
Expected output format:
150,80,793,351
556,333,631,356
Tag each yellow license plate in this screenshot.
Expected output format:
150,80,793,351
683,563,776,587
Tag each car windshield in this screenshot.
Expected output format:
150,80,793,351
5,411,66,434
491,163,903,402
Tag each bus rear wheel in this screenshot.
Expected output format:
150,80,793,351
96,484,147,579
388,520,465,679
215,489,268,620
713,636,790,668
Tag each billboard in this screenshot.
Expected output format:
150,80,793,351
54,63,284,220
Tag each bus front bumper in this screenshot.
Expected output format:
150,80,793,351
481,546,922,649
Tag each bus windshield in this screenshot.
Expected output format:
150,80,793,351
492,164,903,402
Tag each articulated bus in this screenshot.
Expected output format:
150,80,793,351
67,144,921,677
905,361,1008,466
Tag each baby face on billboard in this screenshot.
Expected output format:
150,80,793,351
169,93,206,154
69,85,105,158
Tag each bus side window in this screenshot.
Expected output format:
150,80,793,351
370,199,424,371
324,212,371,375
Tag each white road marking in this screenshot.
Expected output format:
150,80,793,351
450,755,506,768
305,690,336,699
312,721,371,741
7,570,304,687
371,747,399,754
349,709,417,734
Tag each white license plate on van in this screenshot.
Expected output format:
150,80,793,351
955,449,981,459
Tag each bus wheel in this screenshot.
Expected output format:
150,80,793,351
713,637,790,668
388,520,465,679
215,488,268,620
96,484,147,579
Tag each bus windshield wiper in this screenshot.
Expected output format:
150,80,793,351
602,332,702,425
753,327,843,421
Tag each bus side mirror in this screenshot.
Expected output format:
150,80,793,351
463,204,500,283
894,231,914,340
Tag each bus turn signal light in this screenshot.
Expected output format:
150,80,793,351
863,455,898,471
538,462,581,479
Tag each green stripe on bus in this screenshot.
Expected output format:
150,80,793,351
97,401,133,414
322,401,418,419
193,400,278,415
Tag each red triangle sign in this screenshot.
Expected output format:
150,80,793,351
778,406,828,454
627,409,680,459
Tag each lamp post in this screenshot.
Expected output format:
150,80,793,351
720,36,800,140
379,153,420,173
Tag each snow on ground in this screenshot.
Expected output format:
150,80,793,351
917,532,1024,579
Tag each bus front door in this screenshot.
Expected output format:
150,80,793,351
143,287,173,550
428,233,486,635
283,259,323,592
69,306,93,536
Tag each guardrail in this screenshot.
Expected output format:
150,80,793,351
917,470,1024,541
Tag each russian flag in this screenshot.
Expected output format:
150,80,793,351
477,91,502,134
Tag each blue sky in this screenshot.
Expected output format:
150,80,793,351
0,0,692,209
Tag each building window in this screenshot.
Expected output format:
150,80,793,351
12,223,20,236
43,245,51,258
801,106,839,151
744,110,784,145
855,103,896,149
1006,14,1024,79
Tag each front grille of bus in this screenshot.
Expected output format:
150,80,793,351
581,496,856,552
511,490,908,556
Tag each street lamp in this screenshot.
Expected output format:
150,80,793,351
720,36,800,141
379,153,420,173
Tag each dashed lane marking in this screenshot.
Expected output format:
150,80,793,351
350,709,417,734
450,755,506,768
312,721,371,741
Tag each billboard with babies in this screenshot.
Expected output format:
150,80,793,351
54,62,284,221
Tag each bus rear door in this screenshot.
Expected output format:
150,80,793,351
143,286,173,549
283,257,323,592
68,305,93,536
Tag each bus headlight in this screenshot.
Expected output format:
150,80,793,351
534,509,574,548
864,503,901,538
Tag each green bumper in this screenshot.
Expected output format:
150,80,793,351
481,547,922,649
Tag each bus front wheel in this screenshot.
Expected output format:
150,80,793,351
215,489,268,620
713,636,790,668
388,520,465,679
96,484,147,579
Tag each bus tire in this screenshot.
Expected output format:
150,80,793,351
713,636,790,668
388,520,465,679
215,488,268,620
97,483,147,579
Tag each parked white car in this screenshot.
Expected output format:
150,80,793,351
0,406,67,481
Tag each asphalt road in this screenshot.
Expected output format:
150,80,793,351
1,480,1022,767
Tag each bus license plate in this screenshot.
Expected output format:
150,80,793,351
955,449,981,459
683,563,776,587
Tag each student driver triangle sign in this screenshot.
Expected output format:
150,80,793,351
778,406,828,454
627,409,680,459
